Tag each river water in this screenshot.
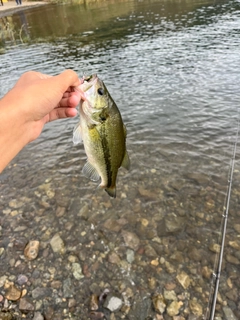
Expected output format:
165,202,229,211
1,0,240,319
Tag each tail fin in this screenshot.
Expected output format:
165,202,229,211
105,186,116,198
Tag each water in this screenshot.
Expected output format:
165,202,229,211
1,0,240,318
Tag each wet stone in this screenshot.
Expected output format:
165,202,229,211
176,271,191,289
32,287,52,299
5,284,22,301
108,252,121,264
103,219,122,232
163,289,177,301
209,243,220,253
103,294,123,312
50,234,65,254
19,297,35,312
89,294,99,311
158,213,186,236
167,301,183,317
63,278,74,298
16,274,28,286
24,240,40,260
223,306,238,320
121,230,140,250
72,262,84,280
126,249,135,264
33,312,44,320
152,294,166,314
229,240,240,250
189,299,203,317
226,254,240,265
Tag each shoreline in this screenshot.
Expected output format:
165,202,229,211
0,1,48,17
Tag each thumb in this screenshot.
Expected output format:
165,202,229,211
50,70,81,93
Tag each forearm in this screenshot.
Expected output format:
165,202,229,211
0,89,31,173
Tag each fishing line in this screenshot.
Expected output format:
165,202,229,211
206,112,239,319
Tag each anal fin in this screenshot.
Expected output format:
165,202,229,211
82,161,100,182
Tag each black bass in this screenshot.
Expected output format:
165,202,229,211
73,74,130,198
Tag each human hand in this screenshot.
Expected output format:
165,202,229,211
0,69,83,172
11,70,83,141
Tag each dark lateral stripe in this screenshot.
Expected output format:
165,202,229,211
100,125,112,188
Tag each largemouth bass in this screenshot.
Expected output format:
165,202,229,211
73,74,130,198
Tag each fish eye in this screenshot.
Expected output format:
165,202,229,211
97,88,104,96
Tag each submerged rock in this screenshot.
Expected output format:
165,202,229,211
5,284,22,301
19,297,35,312
24,240,40,260
152,294,166,314
50,234,65,254
103,294,123,312
121,230,140,250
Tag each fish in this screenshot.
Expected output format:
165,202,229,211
73,74,130,198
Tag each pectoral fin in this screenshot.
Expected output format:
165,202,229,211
82,161,100,182
121,150,130,170
73,123,82,145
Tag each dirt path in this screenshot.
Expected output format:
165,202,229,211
0,1,48,17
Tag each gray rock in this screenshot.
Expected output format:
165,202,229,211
158,212,186,236
17,274,28,286
63,278,74,298
126,249,135,264
33,312,44,320
223,307,237,320
32,287,52,299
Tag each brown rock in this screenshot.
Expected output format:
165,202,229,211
19,297,34,312
5,284,21,301
24,240,40,260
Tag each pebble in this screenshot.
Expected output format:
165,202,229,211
152,294,166,314
229,240,240,250
5,284,22,301
163,289,177,301
32,287,52,299
209,243,220,253
189,299,203,316
24,240,40,260
72,263,84,280
89,294,99,311
33,312,44,320
9,199,24,208
223,306,238,320
226,254,240,265
103,294,123,312
126,249,135,263
50,233,66,254
167,301,183,316
176,271,191,289
19,297,35,311
108,252,121,264
121,230,140,250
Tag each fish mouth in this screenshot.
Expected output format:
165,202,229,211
81,74,98,92
74,74,98,98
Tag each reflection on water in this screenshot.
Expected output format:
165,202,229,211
1,0,240,319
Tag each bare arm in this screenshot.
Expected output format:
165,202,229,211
0,70,83,173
